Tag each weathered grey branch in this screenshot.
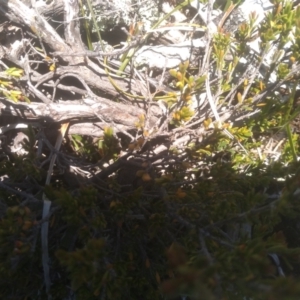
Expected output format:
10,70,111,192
0,97,159,129
0,0,69,54
0,0,155,100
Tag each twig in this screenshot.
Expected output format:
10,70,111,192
51,39,142,58
0,181,39,204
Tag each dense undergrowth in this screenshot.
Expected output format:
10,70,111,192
2,0,300,299
3,128,300,300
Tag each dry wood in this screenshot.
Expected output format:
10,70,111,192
0,97,158,128
0,0,161,138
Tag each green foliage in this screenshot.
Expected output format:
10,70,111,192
56,239,106,292
2,144,300,299
98,127,121,159
0,67,30,103
70,127,120,162
2,1,300,299
168,61,198,125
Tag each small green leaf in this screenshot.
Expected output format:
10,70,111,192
5,67,23,78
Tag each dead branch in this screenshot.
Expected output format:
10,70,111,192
0,0,162,138
0,97,159,129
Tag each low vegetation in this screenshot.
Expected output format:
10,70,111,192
1,0,300,299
